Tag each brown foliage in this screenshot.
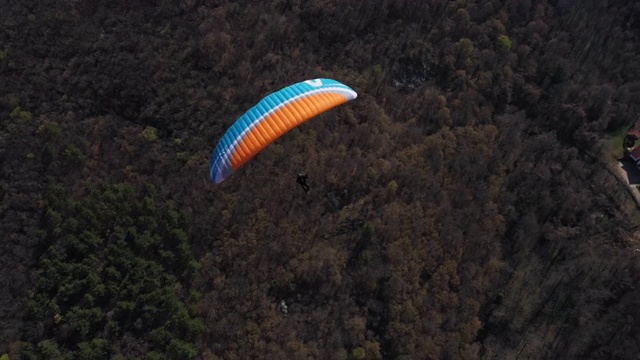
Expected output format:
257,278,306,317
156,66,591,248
2,0,640,358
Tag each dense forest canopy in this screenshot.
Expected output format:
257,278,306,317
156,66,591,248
2,0,640,359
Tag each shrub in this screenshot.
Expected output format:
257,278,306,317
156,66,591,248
497,35,512,50
142,126,158,142
352,347,366,359
387,180,399,195
9,106,33,122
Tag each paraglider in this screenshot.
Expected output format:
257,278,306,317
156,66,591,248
209,78,358,184
296,173,310,193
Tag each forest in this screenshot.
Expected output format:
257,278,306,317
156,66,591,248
1,0,640,359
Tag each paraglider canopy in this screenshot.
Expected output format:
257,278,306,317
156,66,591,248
209,78,357,184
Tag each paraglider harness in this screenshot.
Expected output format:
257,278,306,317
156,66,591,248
297,173,310,193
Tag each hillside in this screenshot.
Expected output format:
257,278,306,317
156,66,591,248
2,0,640,359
